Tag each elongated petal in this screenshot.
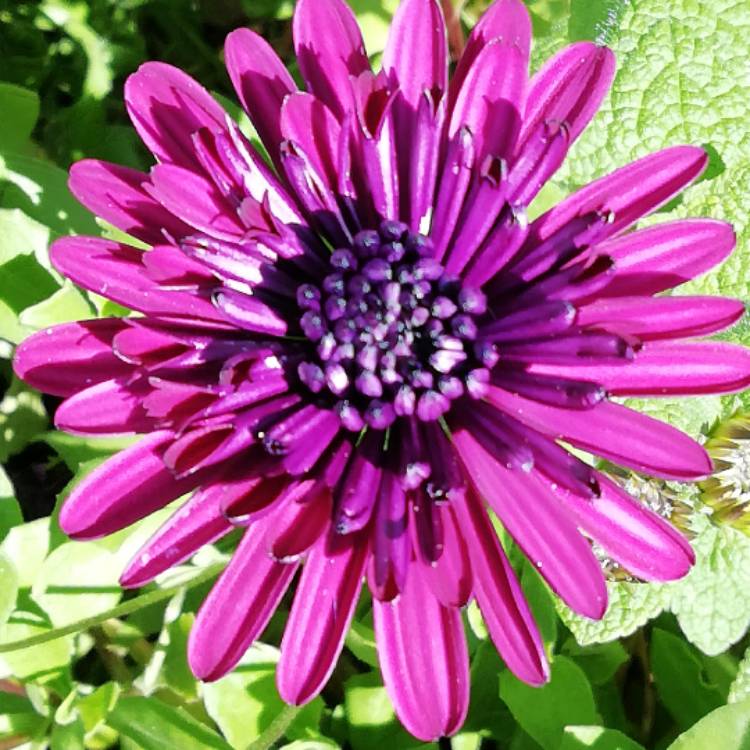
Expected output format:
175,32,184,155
531,146,708,244
451,0,530,107
450,39,526,161
224,28,296,161
120,482,235,587
13,319,130,397
550,474,695,581
373,564,469,741
577,295,745,340
599,219,736,297
59,431,205,538
50,237,226,323
55,378,152,436
451,490,548,685
188,525,298,680
382,0,448,106
520,42,615,149
454,427,607,618
69,160,190,245
487,388,712,480
125,62,226,169
421,506,472,607
293,0,370,119
148,164,246,240
277,530,367,704
528,341,750,396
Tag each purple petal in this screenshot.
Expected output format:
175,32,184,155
292,0,370,120
370,471,409,600
519,42,615,151
487,388,712,480
188,525,298,680
550,473,695,582
277,530,368,704
124,62,226,169
147,163,247,240
577,295,745,340
381,0,448,106
280,93,341,188
373,564,469,741
213,289,288,337
266,489,332,562
454,426,607,618
224,28,296,162
451,489,549,685
55,378,152,436
13,319,130,397
120,481,235,587
451,0,531,109
59,431,206,539
528,341,750,397
50,237,227,324
449,39,526,162
530,146,708,244
598,219,736,297
68,160,190,246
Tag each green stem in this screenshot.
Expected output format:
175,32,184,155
0,562,226,654
245,703,302,750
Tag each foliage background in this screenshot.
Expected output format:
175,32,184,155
0,0,750,748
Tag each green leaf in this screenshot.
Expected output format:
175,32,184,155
499,656,600,750
666,698,750,750
669,524,750,655
31,541,123,627
0,465,22,541
560,726,646,750
622,395,723,440
43,432,136,473
346,619,379,668
557,0,750,191
0,551,19,628
0,517,50,588
0,83,40,152
521,562,558,646
343,671,426,750
19,281,94,331
729,645,750,704
0,208,50,266
107,696,232,750
558,581,669,645
0,377,48,462
650,628,724,729
202,643,323,749
562,640,629,685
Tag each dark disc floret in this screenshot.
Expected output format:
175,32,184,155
295,220,492,431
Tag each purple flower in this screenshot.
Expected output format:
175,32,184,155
14,0,750,740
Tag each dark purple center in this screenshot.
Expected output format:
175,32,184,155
296,220,492,431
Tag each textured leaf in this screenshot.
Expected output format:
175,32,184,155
729,646,750,704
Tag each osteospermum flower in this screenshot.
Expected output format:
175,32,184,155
14,0,750,739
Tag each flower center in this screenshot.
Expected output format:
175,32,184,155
295,220,492,430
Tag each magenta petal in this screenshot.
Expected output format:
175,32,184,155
13,319,130,397
449,39,526,161
68,160,190,246
188,525,298,681
550,473,695,582
454,427,607,618
292,0,370,120
382,0,448,106
124,62,226,169
224,28,296,162
59,431,205,539
55,378,152,436
577,295,745,340
373,564,469,741
277,530,367,704
531,146,708,243
599,219,736,297
487,388,712,480
452,490,549,685
50,237,226,324
451,0,531,108
120,482,234,587
147,164,246,240
520,42,615,150
280,93,341,188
